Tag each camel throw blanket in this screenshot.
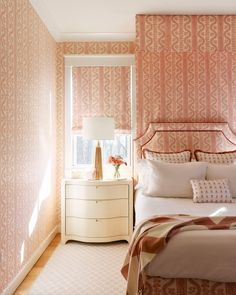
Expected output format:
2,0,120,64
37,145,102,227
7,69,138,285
121,215,236,295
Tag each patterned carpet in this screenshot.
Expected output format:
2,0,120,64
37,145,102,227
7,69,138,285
28,241,128,295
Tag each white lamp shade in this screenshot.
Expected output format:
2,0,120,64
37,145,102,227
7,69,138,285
83,117,114,140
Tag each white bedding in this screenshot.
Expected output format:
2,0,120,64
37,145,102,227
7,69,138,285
135,189,236,225
135,189,236,282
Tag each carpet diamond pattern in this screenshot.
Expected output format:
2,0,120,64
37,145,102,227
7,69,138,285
29,241,128,295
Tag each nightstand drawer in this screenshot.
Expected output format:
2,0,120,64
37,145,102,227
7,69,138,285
66,199,128,218
65,184,128,200
66,217,128,238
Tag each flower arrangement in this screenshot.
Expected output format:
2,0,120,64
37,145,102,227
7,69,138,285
108,155,127,179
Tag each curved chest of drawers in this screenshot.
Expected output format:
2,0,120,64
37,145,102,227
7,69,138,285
61,179,133,244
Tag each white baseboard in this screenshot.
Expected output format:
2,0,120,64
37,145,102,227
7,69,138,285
2,224,60,295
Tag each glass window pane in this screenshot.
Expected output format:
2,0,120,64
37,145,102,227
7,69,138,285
72,134,131,167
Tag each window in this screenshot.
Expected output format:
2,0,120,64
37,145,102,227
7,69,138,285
72,134,131,167
64,55,135,175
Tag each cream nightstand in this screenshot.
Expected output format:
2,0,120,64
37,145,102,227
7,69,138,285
61,178,133,244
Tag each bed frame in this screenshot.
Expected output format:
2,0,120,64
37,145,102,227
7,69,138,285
133,122,236,294
134,122,236,176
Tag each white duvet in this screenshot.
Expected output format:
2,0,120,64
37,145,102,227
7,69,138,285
135,189,236,282
135,189,236,225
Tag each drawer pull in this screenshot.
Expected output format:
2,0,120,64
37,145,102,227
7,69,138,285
96,219,98,222
96,200,98,203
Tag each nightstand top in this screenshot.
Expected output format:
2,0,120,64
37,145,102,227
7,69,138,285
62,178,133,185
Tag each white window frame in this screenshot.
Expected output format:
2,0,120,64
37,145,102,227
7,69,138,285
64,54,136,177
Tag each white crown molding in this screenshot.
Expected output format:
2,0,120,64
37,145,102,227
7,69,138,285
30,0,236,42
30,0,135,42
58,32,135,42
30,0,61,41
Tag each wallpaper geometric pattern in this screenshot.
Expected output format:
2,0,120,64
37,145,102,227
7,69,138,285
61,42,135,55
136,15,236,137
72,66,131,132
136,15,236,53
0,0,57,293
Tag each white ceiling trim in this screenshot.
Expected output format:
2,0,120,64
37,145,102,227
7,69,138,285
30,0,135,42
30,0,60,41
30,0,236,43
58,32,135,42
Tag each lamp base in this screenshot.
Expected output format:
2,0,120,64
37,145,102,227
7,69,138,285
95,141,103,180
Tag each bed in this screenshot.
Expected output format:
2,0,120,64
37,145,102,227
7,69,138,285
122,122,236,295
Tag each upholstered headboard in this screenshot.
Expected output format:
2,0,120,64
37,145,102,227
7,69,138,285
134,122,236,164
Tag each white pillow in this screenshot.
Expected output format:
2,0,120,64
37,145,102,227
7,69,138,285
136,159,149,189
143,161,207,198
191,179,232,203
143,149,191,163
207,164,236,198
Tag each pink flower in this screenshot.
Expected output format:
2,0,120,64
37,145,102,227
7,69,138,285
108,155,127,166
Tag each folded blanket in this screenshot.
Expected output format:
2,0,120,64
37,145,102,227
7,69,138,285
121,215,236,295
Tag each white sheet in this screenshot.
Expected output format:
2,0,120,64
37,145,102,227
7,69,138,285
135,189,236,282
135,189,236,225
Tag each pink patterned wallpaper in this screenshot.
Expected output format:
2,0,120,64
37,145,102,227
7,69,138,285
56,41,135,220
72,66,131,132
0,0,57,293
136,15,236,137
2,7,236,293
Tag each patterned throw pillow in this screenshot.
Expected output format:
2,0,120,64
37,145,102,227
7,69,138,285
191,179,232,203
194,150,236,164
143,149,191,163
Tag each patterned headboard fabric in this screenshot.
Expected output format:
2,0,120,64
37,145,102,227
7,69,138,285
134,122,236,162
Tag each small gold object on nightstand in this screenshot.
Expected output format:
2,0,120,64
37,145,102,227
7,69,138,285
83,117,114,180
94,141,103,179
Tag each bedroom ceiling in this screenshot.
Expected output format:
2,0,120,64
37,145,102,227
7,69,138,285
30,0,236,41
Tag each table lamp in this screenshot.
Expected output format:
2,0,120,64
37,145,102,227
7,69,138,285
83,117,114,180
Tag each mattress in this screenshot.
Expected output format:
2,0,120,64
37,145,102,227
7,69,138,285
135,189,236,282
